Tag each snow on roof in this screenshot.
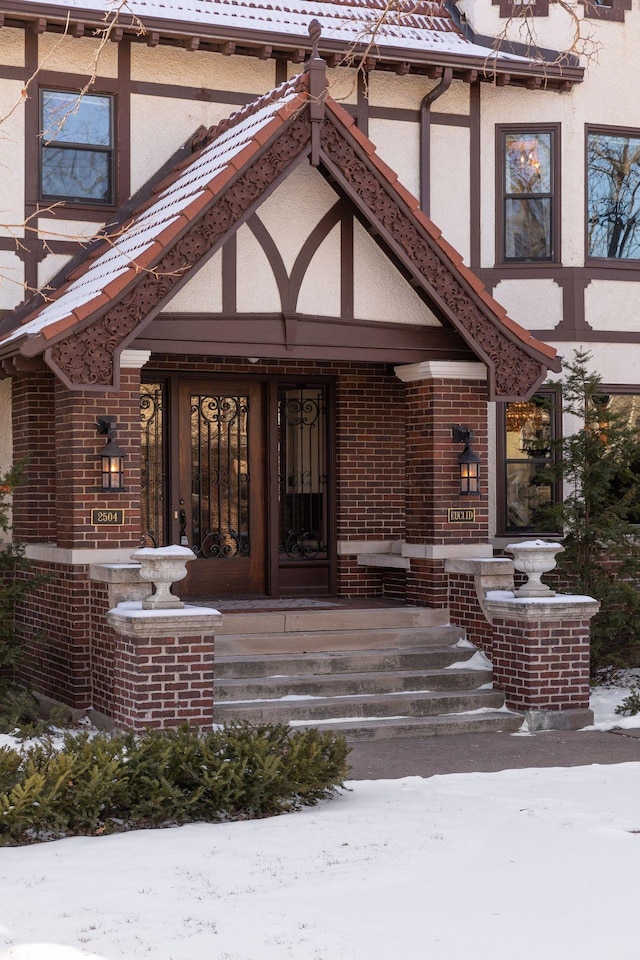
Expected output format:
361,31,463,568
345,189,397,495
5,75,307,344
6,0,533,63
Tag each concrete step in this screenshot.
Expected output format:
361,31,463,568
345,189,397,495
217,606,450,637
289,711,523,740
216,667,492,701
216,625,465,656
215,644,476,679
213,687,505,724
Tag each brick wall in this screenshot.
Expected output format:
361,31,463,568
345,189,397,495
109,626,215,730
405,378,488,545
491,617,592,712
16,562,93,708
447,570,496,656
12,372,57,543
54,372,142,549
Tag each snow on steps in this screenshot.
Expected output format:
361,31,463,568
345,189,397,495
213,607,522,739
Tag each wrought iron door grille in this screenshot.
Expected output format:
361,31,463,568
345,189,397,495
140,382,166,547
278,385,328,560
191,393,250,559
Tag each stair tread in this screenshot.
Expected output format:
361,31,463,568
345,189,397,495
287,711,523,739
216,644,475,663
217,667,490,687
214,688,501,707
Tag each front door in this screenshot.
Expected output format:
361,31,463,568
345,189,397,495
178,380,266,596
140,375,332,597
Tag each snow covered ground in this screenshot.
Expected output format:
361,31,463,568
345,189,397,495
1,682,639,960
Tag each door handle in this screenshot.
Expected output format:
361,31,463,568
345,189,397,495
178,506,188,546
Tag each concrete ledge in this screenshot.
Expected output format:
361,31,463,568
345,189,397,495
484,591,600,622
90,562,151,606
525,708,595,732
26,544,143,565
404,543,494,560
357,553,410,570
337,540,395,556
445,558,513,575
89,563,143,583
107,600,222,639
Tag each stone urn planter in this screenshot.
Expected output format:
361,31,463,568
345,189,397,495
505,539,565,598
130,545,196,609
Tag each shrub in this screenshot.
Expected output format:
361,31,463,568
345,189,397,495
615,686,640,717
539,350,640,675
0,722,350,845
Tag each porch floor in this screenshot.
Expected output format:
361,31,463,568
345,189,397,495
188,597,412,614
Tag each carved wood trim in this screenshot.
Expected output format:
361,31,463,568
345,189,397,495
319,119,547,400
48,116,311,388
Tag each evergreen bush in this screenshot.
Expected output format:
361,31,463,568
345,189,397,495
538,350,640,675
0,722,350,845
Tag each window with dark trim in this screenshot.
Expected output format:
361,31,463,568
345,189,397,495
498,390,561,535
492,0,549,15
40,89,114,205
497,126,558,263
579,0,631,22
587,127,640,261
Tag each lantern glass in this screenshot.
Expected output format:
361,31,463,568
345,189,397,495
101,452,124,490
460,460,479,496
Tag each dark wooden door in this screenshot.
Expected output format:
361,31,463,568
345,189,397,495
177,380,266,597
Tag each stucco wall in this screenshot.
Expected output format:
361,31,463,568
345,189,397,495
130,94,233,193
430,124,470,264
38,33,119,77
369,118,420,199
0,79,25,240
0,28,25,67
130,45,275,91
586,281,640,332
353,220,440,325
492,279,563,331
0,253,24,311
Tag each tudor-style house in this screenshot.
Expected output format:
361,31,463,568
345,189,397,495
0,0,633,734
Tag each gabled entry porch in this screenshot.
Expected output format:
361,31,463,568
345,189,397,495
0,41,565,727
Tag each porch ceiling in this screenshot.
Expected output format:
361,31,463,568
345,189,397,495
0,39,560,401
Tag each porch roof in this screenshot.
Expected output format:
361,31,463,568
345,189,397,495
0,43,560,401
0,0,583,87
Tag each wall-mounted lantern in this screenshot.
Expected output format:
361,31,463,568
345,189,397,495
452,425,480,496
96,416,126,491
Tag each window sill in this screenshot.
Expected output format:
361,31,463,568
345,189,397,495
36,202,118,222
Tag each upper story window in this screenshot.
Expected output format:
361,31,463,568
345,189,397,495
498,126,558,263
579,0,631,21
587,128,640,261
40,90,114,206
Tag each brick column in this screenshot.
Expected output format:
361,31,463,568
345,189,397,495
484,594,599,730
395,360,493,607
12,351,152,711
106,603,222,730
445,557,599,730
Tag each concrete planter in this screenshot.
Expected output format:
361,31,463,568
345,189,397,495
505,539,565,598
130,545,196,609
